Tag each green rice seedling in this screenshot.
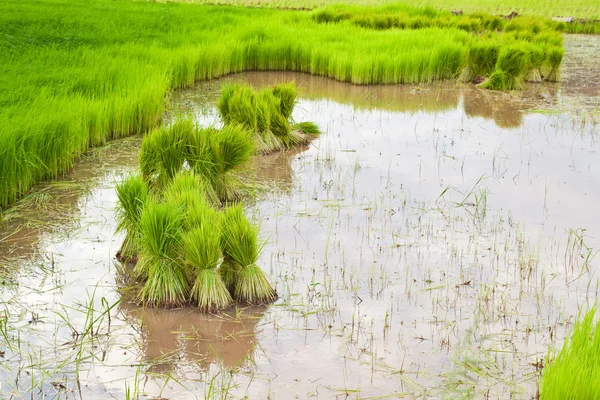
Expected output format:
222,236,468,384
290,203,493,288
544,46,564,82
182,205,232,311
115,174,150,262
459,42,500,83
221,204,277,305
139,120,193,187
136,200,189,306
293,121,322,136
219,259,241,294
163,170,219,208
524,44,545,82
479,45,527,90
540,307,600,399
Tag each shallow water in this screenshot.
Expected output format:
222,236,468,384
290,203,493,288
1,36,600,399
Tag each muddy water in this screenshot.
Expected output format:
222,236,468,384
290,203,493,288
1,36,600,399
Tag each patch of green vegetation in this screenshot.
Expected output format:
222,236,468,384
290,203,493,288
540,307,600,399
115,82,313,309
0,0,570,208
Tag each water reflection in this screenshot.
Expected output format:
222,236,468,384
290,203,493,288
173,71,564,131
119,302,267,373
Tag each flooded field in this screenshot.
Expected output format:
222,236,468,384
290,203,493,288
1,35,600,399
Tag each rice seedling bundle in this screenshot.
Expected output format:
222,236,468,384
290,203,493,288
115,174,150,261
544,46,564,82
479,45,528,90
137,200,190,306
540,307,600,399
182,204,232,311
221,204,277,305
217,82,320,153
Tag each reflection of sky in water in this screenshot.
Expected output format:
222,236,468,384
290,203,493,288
1,69,599,398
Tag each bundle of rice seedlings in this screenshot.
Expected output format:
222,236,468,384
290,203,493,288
221,204,277,305
293,121,322,136
524,45,545,82
539,307,600,399
217,82,319,154
139,120,193,187
202,123,255,202
272,82,297,120
183,204,232,311
479,45,527,90
115,174,149,262
163,170,218,208
544,46,564,82
459,42,499,83
136,200,189,306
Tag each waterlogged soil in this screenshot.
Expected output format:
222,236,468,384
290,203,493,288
1,35,600,399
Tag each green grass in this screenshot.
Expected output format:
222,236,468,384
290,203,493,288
540,307,600,399
157,0,600,20
115,174,150,261
221,204,277,305
218,82,320,153
0,0,571,208
136,200,189,306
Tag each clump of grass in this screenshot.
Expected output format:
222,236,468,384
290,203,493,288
136,200,189,306
540,307,600,399
524,44,545,82
140,120,193,187
183,205,232,312
479,46,527,90
217,82,319,154
115,174,149,262
221,204,276,305
544,46,564,82
459,42,499,83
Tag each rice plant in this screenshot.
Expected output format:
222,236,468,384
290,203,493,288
217,82,319,153
540,307,600,399
115,174,150,262
479,45,528,90
182,204,232,311
0,0,567,208
221,204,277,305
136,200,189,306
544,46,564,82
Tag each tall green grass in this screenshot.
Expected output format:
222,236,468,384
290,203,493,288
115,174,150,261
540,307,600,399
0,0,566,208
218,82,320,153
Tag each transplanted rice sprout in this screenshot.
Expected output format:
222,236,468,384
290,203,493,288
217,82,319,154
115,174,149,261
221,204,277,305
540,307,600,399
479,45,528,90
544,46,564,82
139,120,193,187
183,204,232,311
137,200,189,306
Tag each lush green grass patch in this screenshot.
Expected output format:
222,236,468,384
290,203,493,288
540,307,600,399
0,0,567,208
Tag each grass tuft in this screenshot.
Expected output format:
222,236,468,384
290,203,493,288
540,307,600,399
221,204,277,304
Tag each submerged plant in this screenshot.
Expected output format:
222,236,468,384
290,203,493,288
221,204,276,305
540,307,600,399
115,174,149,261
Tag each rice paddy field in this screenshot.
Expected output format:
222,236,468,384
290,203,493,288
2,0,600,398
